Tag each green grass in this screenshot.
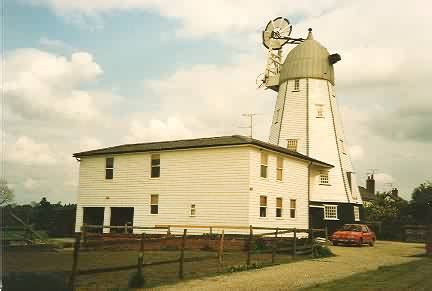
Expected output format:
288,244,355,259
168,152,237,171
1,230,49,240
306,256,432,290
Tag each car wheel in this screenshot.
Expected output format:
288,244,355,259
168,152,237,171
369,239,375,247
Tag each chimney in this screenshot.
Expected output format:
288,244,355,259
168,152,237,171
366,174,375,195
391,188,399,197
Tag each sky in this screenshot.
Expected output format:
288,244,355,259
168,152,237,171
1,0,431,204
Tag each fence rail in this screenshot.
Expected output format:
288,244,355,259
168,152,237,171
69,224,328,288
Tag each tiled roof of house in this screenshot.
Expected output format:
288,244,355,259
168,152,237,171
73,135,333,168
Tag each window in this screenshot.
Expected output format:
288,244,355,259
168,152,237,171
260,152,268,178
287,139,298,152
340,139,345,154
276,197,283,217
105,157,114,179
276,157,283,181
316,104,324,118
320,172,329,185
290,199,296,218
274,108,280,124
294,79,300,91
190,204,196,216
354,206,360,221
324,205,338,220
347,172,352,192
260,196,267,217
151,154,160,178
150,194,159,214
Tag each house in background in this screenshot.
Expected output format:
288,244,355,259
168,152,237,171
359,175,377,207
73,135,333,234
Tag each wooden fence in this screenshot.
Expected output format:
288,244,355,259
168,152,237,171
68,224,327,289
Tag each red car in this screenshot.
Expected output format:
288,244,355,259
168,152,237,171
331,224,376,247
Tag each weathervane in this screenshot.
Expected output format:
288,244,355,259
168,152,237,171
257,17,306,90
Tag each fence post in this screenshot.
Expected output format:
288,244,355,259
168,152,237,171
80,224,87,247
247,225,253,266
137,233,145,281
325,226,329,240
272,227,279,264
124,223,128,234
68,233,81,289
167,226,171,236
210,227,213,236
179,229,187,280
292,228,297,259
218,230,225,268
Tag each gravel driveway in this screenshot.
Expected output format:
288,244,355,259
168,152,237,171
156,241,425,290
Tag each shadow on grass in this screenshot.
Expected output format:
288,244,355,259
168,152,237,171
305,257,432,290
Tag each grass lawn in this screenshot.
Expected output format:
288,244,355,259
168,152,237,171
306,256,432,290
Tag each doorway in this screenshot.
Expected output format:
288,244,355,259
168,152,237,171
83,207,104,233
110,207,134,233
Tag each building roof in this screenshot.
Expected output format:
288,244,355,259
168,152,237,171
358,186,377,202
279,29,336,85
73,135,333,168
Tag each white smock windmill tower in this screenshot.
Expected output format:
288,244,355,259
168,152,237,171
258,17,363,231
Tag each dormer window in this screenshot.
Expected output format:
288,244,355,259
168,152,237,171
294,79,300,91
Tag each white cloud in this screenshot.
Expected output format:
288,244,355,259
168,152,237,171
79,137,103,151
125,117,194,143
349,145,364,161
24,178,38,190
7,136,57,165
2,49,105,122
39,37,72,50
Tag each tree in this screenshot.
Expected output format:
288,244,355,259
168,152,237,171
410,182,432,225
0,179,14,205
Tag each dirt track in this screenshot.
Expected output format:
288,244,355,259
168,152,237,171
156,241,425,290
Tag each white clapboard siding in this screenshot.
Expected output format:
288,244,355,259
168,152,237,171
75,146,251,233
248,147,309,231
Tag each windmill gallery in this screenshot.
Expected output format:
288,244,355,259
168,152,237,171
73,17,363,235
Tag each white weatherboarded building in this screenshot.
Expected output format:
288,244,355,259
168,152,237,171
74,136,332,233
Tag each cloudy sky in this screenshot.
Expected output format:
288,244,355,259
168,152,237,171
2,0,431,204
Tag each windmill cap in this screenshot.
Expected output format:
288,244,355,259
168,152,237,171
279,29,336,85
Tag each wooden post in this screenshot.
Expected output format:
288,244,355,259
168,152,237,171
272,227,279,264
137,233,145,280
124,223,128,234
247,225,253,266
210,227,213,236
80,224,87,247
292,228,297,259
167,226,171,236
325,226,329,240
68,233,81,289
179,229,187,280
218,230,225,267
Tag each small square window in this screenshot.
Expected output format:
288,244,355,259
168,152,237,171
324,205,338,220
260,195,267,217
287,139,298,152
320,173,329,185
150,194,159,214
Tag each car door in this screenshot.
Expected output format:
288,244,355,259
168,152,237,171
362,226,371,242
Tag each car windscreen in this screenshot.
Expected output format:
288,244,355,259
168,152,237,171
341,225,362,232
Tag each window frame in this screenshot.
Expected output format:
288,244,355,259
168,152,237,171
276,156,283,181
259,195,267,217
276,197,283,218
324,205,338,220
190,204,196,217
150,154,161,178
354,206,360,221
316,104,324,118
287,139,298,152
260,152,268,178
293,79,300,91
289,199,296,218
150,194,159,215
320,172,330,185
105,157,114,180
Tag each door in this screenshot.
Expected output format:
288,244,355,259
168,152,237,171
83,207,104,233
110,207,134,233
